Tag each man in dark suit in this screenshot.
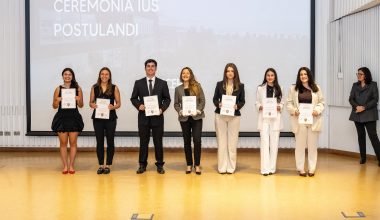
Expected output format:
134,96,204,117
130,59,171,174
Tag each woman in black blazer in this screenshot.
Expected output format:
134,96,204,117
213,63,245,174
349,67,380,166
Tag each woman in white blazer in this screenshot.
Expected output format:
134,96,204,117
256,68,284,176
286,67,324,177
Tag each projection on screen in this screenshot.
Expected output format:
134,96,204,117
28,0,311,133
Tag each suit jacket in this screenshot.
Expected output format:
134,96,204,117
174,84,205,122
349,81,379,122
213,81,245,116
130,77,171,126
255,83,284,131
286,85,325,133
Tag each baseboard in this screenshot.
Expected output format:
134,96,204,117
0,147,376,160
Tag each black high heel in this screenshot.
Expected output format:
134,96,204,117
195,166,201,175
185,166,192,174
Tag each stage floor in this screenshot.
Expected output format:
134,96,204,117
0,150,379,220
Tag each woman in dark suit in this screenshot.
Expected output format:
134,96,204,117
174,67,205,174
213,63,245,174
349,67,380,166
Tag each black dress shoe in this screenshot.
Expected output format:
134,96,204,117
298,172,307,177
103,167,110,174
157,167,165,174
308,172,315,177
263,173,268,176
97,167,104,174
136,165,146,174
360,158,366,164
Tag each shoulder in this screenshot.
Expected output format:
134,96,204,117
175,84,183,90
137,77,146,83
289,84,296,91
54,86,61,93
155,77,165,83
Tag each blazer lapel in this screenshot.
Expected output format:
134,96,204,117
152,78,159,95
142,78,150,96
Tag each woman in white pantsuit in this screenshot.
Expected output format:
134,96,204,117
287,67,325,177
256,68,284,176
213,63,245,174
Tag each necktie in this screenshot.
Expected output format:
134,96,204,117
149,79,153,96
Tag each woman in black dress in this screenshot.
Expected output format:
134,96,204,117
89,67,121,174
51,68,84,174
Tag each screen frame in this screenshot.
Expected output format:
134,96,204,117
25,0,315,137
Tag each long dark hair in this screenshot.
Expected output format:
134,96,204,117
61,68,78,88
180,67,200,96
222,63,241,91
358,67,373,84
295,67,319,93
95,67,113,96
261,68,282,103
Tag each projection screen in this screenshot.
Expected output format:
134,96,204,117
26,0,313,135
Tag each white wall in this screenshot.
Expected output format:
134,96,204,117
328,1,380,155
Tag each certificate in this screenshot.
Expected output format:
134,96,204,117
220,95,236,116
298,103,313,124
95,98,110,119
262,98,277,118
182,96,196,116
144,95,160,116
61,88,76,109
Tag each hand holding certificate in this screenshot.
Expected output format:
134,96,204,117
298,103,313,124
61,88,76,109
262,98,277,118
95,98,110,119
182,96,196,116
144,95,160,116
220,95,236,116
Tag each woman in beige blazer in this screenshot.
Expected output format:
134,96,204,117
286,67,324,177
174,67,205,174
256,68,284,176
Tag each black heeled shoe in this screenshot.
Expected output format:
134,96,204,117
185,166,192,174
195,166,201,175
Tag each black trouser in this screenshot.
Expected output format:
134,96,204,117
354,121,380,161
180,118,203,166
138,121,164,167
93,119,117,165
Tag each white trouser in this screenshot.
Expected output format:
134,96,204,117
215,113,241,173
294,124,319,173
260,119,280,174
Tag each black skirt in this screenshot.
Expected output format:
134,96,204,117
51,109,84,132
